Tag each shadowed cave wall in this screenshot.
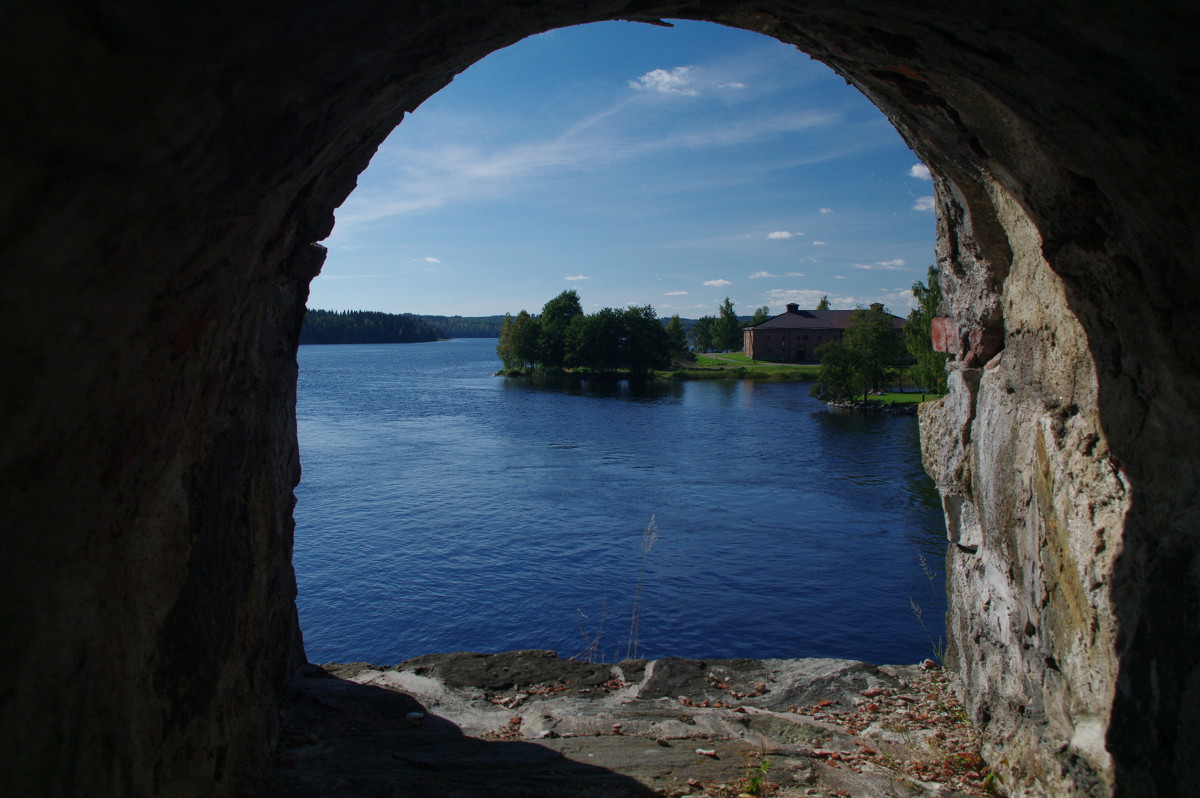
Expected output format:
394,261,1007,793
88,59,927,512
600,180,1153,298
1,2,1197,795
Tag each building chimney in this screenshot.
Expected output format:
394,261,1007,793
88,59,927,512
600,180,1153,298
786,303,800,313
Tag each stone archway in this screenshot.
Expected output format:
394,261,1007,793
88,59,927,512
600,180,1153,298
3,3,1197,795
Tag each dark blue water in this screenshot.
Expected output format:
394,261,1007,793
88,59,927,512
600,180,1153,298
295,338,947,665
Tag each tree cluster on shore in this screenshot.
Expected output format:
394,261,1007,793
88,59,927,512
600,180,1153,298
809,267,948,402
496,290,688,376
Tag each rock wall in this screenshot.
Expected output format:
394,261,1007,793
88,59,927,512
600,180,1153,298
1,2,1197,796
921,182,1128,794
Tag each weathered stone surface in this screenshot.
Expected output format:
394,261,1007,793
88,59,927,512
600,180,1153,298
272,652,987,797
921,182,1129,793
2,2,1198,797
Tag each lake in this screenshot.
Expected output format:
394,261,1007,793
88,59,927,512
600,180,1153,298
294,338,947,666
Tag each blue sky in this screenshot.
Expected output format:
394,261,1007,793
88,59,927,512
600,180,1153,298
312,20,935,319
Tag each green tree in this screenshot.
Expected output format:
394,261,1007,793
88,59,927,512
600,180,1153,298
745,305,771,328
510,309,540,369
816,295,831,310
537,289,583,370
496,313,522,371
566,307,623,372
690,315,717,351
842,303,904,399
665,314,688,361
621,305,671,374
714,297,742,352
811,304,904,402
809,340,858,401
905,265,949,398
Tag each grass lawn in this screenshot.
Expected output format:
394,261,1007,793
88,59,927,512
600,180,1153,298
693,353,819,373
699,352,756,364
868,391,945,404
673,354,819,381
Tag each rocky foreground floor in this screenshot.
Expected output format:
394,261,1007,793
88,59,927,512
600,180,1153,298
268,651,999,797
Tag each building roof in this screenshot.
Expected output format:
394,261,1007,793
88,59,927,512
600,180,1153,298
747,304,905,331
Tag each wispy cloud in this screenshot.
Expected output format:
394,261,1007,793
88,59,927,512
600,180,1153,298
564,275,590,281
629,66,699,95
820,207,834,214
664,290,689,295
748,270,776,279
913,196,935,211
764,287,915,311
853,258,908,271
412,256,441,263
813,241,828,246
333,103,836,230
767,230,801,239
908,163,931,180
704,278,732,287
834,274,846,279
786,272,806,277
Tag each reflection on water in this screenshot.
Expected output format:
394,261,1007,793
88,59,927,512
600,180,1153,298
295,339,948,666
501,372,686,401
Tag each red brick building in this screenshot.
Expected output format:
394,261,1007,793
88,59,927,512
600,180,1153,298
742,303,905,362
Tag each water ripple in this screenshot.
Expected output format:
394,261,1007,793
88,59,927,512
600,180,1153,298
295,340,947,666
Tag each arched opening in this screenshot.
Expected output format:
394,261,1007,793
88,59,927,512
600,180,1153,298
294,19,944,671
5,3,1197,797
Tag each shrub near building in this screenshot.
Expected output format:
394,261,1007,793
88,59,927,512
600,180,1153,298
810,304,907,402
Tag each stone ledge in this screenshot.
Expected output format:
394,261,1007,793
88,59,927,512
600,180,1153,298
269,651,992,797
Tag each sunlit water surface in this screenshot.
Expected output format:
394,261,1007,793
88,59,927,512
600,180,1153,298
295,339,947,665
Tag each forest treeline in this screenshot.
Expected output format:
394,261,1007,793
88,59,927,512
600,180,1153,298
299,306,760,347
300,310,440,344
300,310,507,344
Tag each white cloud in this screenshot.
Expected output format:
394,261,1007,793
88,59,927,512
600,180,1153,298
664,290,689,296
913,196,936,212
764,288,846,308
767,231,795,239
748,271,776,279
629,66,699,96
908,163,932,180
564,275,590,281
834,275,847,279
704,278,732,287
412,256,441,263
786,272,806,277
820,207,834,214
719,82,747,89
853,258,908,271
813,241,828,246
